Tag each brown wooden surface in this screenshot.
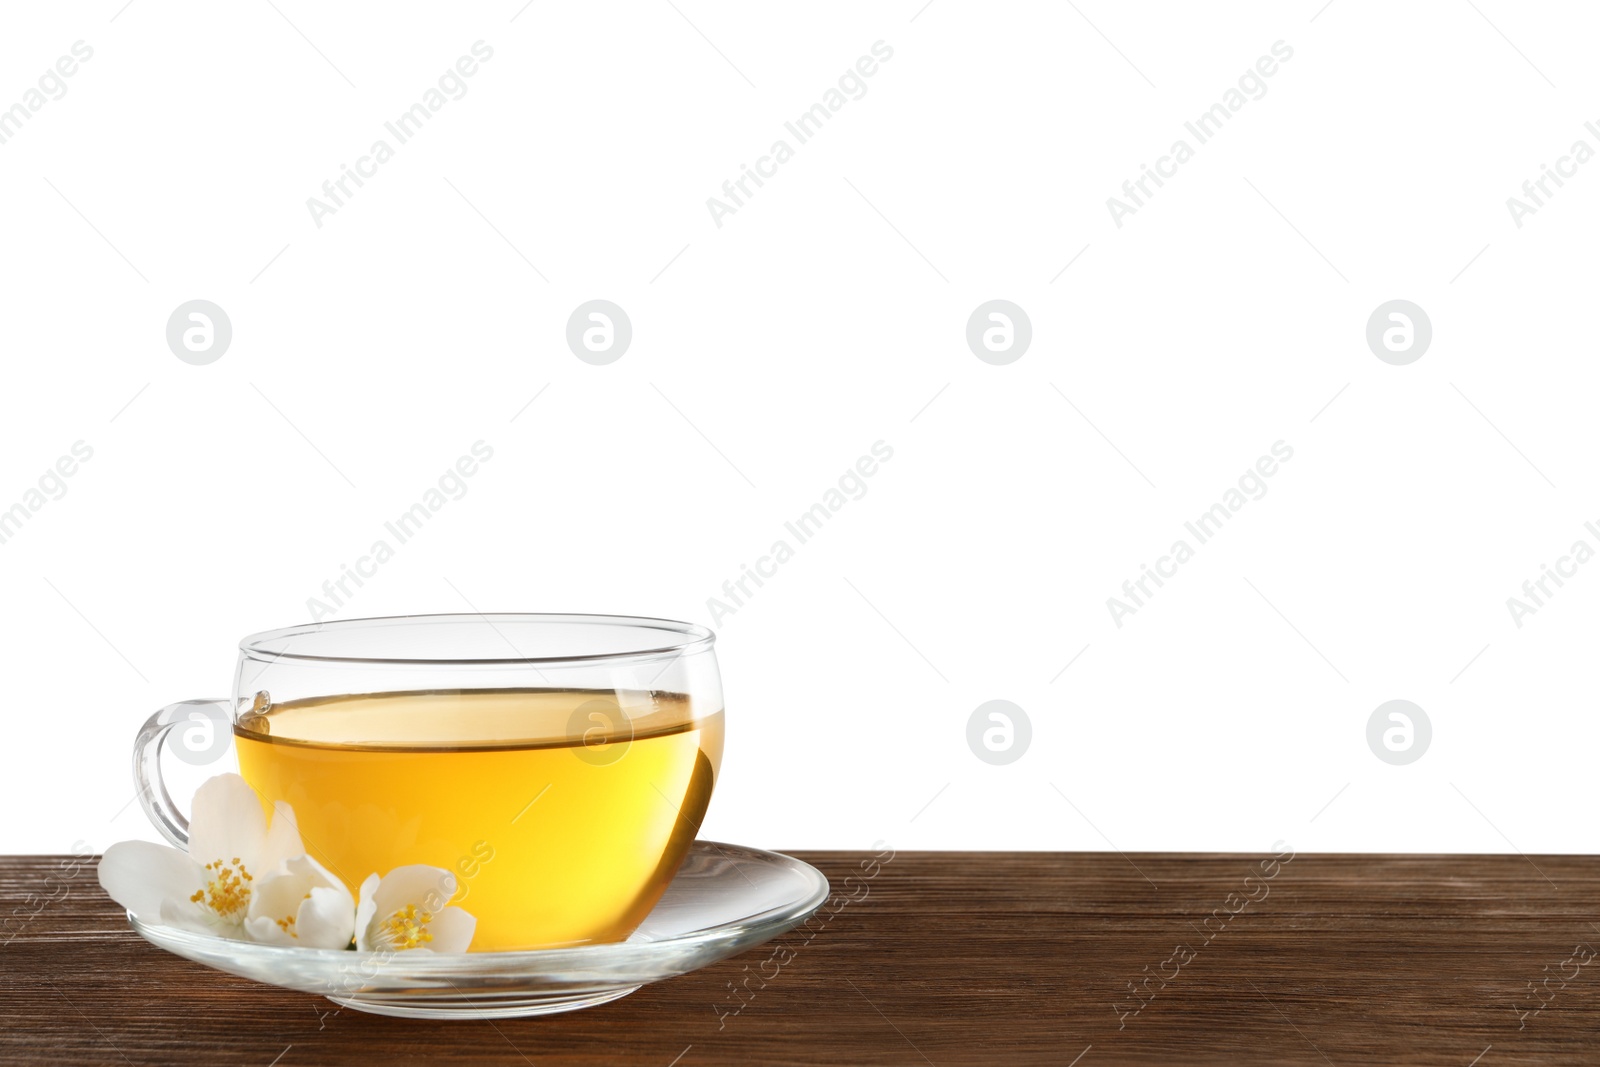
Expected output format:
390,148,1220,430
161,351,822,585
3,851,1599,1065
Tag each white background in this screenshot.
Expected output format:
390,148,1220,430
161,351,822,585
2,1,1596,856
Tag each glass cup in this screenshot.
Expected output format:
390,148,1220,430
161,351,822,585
133,613,724,951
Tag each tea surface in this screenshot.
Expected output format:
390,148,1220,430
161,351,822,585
233,688,721,950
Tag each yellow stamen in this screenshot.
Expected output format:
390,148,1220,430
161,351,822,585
270,891,315,938
190,858,253,920
380,903,435,950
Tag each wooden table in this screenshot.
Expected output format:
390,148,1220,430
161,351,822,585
3,851,1597,1065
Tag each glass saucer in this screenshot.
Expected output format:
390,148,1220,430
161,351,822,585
128,841,829,1019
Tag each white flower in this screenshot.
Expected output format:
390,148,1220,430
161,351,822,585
243,854,356,949
354,865,476,953
98,773,308,940
99,774,475,955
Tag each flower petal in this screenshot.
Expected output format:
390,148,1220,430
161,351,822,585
422,906,476,954
243,915,296,945
371,865,457,919
353,873,381,951
295,885,356,950
186,774,268,868
97,841,201,921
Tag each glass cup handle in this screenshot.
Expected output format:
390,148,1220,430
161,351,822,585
133,699,231,850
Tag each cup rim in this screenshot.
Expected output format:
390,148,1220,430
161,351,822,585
239,612,715,667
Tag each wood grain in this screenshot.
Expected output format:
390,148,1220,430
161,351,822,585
3,851,1598,1065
